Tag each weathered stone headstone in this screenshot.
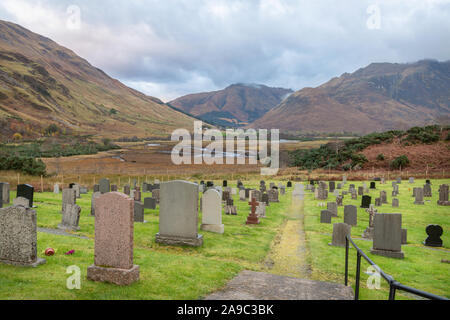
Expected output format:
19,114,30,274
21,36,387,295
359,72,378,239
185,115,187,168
396,177,401,184
156,181,203,246
327,202,338,217
409,177,414,184
93,184,100,193
0,182,10,205
13,197,29,207
111,184,118,192
437,184,450,206
262,193,269,206
99,179,110,194
380,190,387,204
123,185,130,195
90,192,101,216
423,184,432,197
152,189,160,204
371,213,404,259
344,205,357,226
239,189,246,201
222,190,231,202
280,186,286,195
53,184,60,194
16,184,34,208
225,198,237,215
336,195,343,206
329,223,351,247
329,181,335,192
267,189,279,202
392,198,399,207
424,225,443,247
256,202,266,218
58,204,81,231
375,198,381,207
201,189,224,234
62,188,76,214
358,186,364,196
0,206,46,267
414,188,424,205
401,229,407,245
361,195,371,208
320,210,332,223
351,190,357,200
87,192,139,285
134,201,144,223
143,197,156,210
80,186,88,194
73,184,81,198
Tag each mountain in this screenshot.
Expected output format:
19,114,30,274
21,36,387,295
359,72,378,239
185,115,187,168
251,60,450,133
169,83,293,127
0,20,195,140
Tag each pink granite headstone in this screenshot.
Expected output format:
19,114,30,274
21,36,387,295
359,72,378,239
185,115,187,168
87,192,139,285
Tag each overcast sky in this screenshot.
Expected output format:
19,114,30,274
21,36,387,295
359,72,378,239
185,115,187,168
1,0,449,101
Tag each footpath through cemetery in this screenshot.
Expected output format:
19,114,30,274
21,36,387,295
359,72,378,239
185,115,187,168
0,175,449,300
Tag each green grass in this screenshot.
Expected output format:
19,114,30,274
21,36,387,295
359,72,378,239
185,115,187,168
303,179,450,300
0,182,291,300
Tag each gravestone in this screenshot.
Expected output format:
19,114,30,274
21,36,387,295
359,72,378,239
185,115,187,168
80,186,88,194
73,184,81,199
414,188,424,205
351,190,357,200
201,189,224,234
426,179,431,185
53,184,60,194
250,190,261,202
336,195,343,206
380,191,387,204
223,180,227,187
409,177,414,184
361,195,371,208
93,184,100,193
262,193,269,206
225,198,237,215
423,184,432,197
424,225,443,247
239,189,246,201
287,181,292,188
144,197,156,210
333,189,339,197
58,204,81,231
0,182,10,205
90,192,101,216
134,189,141,202
280,186,286,195
245,188,250,199
375,198,381,207
255,201,266,218
329,181,335,192
437,184,450,206
0,187,2,208
344,205,357,226
111,185,118,192
337,183,342,189
370,182,376,189
87,192,139,285
402,229,407,245
134,201,144,223
268,189,279,202
156,181,203,246
99,179,110,194
69,183,76,189
362,205,377,239
396,177,401,184
0,206,46,267
16,184,34,208
13,197,29,207
392,198,399,207
123,185,130,195
371,213,404,259
222,190,231,202
246,198,260,225
327,202,338,217
329,223,351,247
320,210,332,224
62,188,76,214
358,186,364,196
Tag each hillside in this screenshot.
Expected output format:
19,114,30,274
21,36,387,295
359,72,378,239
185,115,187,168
169,83,293,127
0,20,195,140
289,125,450,172
251,60,450,133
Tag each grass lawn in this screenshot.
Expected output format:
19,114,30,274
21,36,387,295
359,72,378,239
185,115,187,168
0,181,291,300
303,179,450,300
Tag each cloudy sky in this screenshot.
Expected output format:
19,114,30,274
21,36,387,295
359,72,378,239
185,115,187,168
1,0,449,101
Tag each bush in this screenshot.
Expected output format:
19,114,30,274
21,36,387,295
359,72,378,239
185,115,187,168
0,154,46,176
390,155,410,170
376,153,385,161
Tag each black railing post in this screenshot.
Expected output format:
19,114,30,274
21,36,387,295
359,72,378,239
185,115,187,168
355,252,361,300
345,236,349,286
389,283,397,300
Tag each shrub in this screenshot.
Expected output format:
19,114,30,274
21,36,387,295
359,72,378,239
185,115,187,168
390,155,410,170
12,133,22,141
376,153,385,161
0,154,46,176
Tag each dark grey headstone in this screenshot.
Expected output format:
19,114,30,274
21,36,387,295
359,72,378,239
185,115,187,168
144,197,156,210
134,201,144,223
344,205,357,226
361,195,371,208
16,184,34,208
99,179,110,194
424,225,443,247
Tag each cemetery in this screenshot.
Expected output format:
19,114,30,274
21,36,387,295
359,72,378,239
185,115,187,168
0,173,448,300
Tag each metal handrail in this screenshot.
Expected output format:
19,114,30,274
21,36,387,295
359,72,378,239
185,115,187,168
345,235,448,300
